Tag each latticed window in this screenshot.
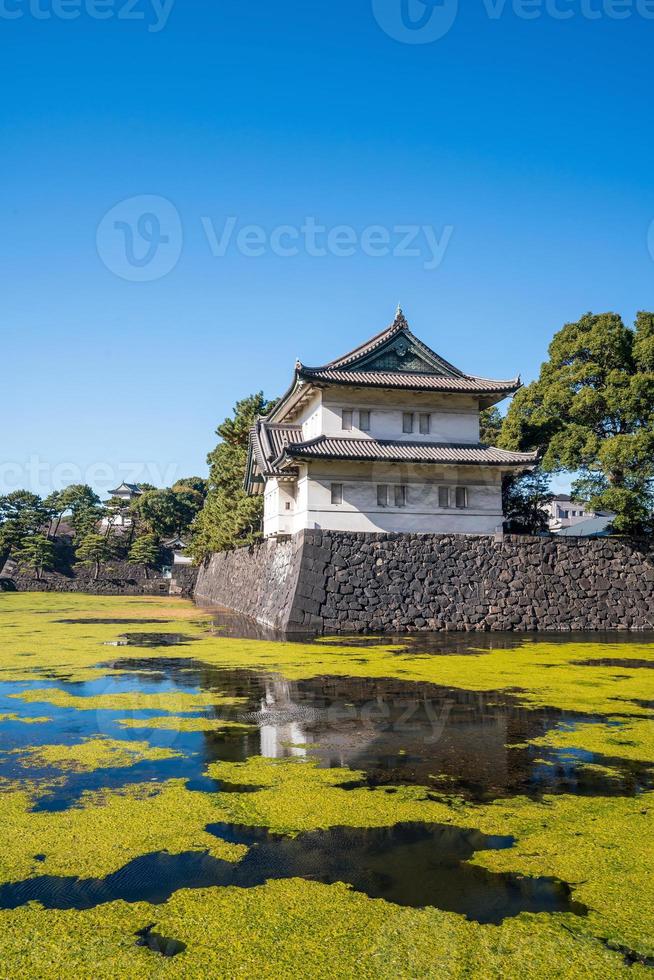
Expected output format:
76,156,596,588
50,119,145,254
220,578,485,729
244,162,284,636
419,413,430,434
455,487,468,509
394,485,407,508
342,410,353,431
331,483,343,505
359,410,371,431
438,487,450,508
377,485,389,507
402,412,414,434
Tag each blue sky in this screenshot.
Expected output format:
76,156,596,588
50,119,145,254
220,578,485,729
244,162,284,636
2,0,653,497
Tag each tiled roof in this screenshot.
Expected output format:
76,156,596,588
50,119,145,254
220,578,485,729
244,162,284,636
250,421,304,476
278,437,538,467
297,368,519,394
109,483,142,495
269,309,521,422
317,308,463,376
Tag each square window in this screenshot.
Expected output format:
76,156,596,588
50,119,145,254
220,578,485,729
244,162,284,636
455,487,468,509
377,485,389,508
419,413,430,435
342,410,353,431
394,485,407,508
331,483,343,506
359,410,371,431
402,412,414,434
438,486,450,508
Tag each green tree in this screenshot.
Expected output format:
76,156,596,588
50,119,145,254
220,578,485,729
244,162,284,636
173,477,208,498
500,312,654,534
130,489,180,537
479,407,503,445
44,490,66,539
190,392,276,559
128,533,161,579
15,534,56,581
75,533,113,581
0,491,52,556
502,469,552,535
51,485,103,539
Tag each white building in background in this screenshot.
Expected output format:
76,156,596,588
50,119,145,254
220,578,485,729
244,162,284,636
245,310,537,537
542,494,594,532
101,483,143,528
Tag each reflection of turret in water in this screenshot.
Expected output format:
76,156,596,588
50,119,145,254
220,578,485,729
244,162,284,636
252,679,313,760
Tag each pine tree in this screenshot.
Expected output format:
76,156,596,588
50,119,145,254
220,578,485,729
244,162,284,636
15,534,56,581
128,534,161,579
190,392,276,559
75,533,112,581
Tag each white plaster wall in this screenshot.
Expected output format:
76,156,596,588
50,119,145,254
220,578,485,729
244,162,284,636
263,479,281,537
286,461,504,536
290,390,322,440
264,468,309,537
321,388,480,443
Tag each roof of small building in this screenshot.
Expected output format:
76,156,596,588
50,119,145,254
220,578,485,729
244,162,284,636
555,514,615,537
268,309,521,423
109,483,143,495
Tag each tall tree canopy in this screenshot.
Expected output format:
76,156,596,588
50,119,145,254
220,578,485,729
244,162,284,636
190,392,276,559
500,312,654,534
0,491,52,556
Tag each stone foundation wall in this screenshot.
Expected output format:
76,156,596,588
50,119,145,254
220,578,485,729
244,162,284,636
195,533,309,631
169,565,199,599
0,561,173,597
195,531,654,633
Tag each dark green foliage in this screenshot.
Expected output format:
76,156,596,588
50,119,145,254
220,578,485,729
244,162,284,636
0,492,53,557
75,533,113,581
190,392,276,559
172,477,208,497
14,534,56,581
502,470,553,535
128,534,161,579
130,490,187,538
48,485,103,539
501,312,654,534
479,407,503,445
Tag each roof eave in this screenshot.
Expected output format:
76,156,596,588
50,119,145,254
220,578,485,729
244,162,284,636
297,369,520,397
266,370,319,423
